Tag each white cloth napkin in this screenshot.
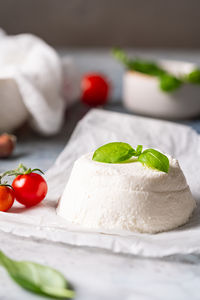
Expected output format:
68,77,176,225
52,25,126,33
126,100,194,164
0,30,64,135
0,109,200,257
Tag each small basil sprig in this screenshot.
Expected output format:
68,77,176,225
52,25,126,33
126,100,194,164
112,48,200,92
112,48,182,92
0,250,75,299
92,142,169,173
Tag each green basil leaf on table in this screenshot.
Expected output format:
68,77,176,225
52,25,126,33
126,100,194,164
92,142,136,163
0,250,75,299
138,149,169,173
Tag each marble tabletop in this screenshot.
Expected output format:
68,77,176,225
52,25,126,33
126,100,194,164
1,49,200,300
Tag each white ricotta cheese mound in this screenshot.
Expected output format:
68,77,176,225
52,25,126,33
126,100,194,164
57,152,196,233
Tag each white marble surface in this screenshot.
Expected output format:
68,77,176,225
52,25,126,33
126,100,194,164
1,231,200,300
1,49,200,299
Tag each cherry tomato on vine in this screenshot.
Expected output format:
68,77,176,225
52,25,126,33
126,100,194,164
11,164,48,207
81,73,110,106
0,185,14,212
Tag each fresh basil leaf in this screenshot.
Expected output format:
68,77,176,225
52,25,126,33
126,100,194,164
128,59,165,77
112,48,130,68
135,145,143,156
187,69,200,84
92,142,136,163
0,251,75,299
138,149,169,173
159,74,182,92
112,48,165,76
112,48,184,93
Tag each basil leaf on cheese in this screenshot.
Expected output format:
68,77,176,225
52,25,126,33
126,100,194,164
138,149,169,173
92,142,136,163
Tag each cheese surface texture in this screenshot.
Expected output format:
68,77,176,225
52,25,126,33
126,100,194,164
57,152,196,233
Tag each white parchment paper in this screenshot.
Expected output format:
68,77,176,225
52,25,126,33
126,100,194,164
1,109,200,257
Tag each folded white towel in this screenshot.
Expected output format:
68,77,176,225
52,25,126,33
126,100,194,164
0,30,65,135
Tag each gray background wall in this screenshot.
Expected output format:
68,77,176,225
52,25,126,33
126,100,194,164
0,0,199,48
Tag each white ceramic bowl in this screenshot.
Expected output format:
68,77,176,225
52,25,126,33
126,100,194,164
123,60,200,119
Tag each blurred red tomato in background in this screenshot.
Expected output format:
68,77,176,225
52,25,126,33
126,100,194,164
81,73,110,106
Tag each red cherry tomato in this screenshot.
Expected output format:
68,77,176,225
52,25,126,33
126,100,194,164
81,73,110,106
0,186,15,212
12,173,48,207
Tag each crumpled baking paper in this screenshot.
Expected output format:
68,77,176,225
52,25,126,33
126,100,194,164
0,109,200,257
